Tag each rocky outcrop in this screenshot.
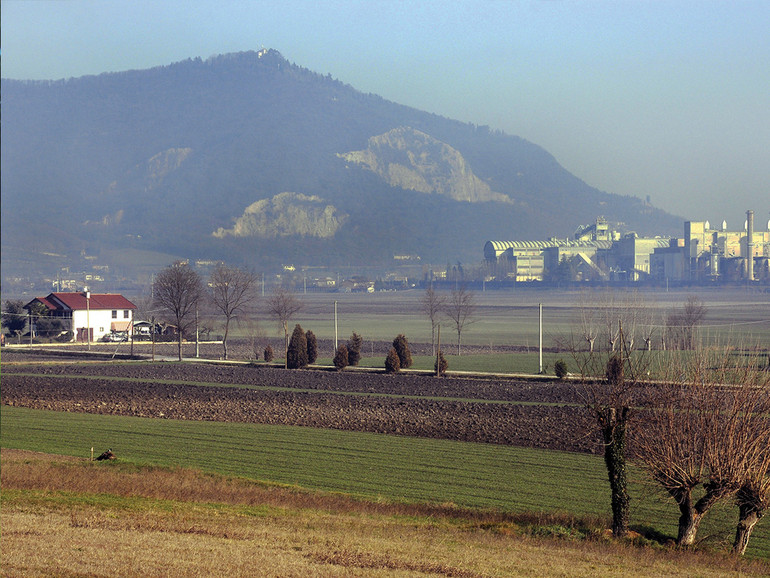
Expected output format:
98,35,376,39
340,127,512,204
213,192,347,239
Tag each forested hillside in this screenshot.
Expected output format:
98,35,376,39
1,49,681,276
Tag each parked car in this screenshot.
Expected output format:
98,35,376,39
103,331,128,342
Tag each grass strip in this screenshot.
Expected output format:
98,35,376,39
1,404,767,558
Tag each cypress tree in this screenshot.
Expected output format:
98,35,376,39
287,324,308,369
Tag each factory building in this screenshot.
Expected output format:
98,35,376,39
652,210,770,282
484,210,769,284
484,217,665,282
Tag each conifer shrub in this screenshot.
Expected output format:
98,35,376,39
554,359,568,379
392,334,412,369
287,324,308,369
347,332,363,366
263,345,274,363
305,330,318,364
333,344,349,371
434,351,448,376
385,347,401,374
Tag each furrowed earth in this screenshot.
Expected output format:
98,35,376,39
1,349,600,454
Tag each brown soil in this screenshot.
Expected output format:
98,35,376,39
1,350,600,454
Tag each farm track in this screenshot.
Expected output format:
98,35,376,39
1,351,600,453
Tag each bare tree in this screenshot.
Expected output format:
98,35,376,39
209,264,258,360
666,295,707,350
266,286,303,368
445,283,476,356
421,284,446,356
153,262,205,361
634,345,770,549
567,291,657,538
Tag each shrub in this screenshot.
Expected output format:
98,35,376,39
434,351,448,376
392,334,412,369
347,332,363,366
333,344,349,371
263,345,274,363
305,330,318,364
287,324,308,369
385,347,401,374
554,359,568,379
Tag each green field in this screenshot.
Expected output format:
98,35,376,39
247,288,770,350
2,404,767,558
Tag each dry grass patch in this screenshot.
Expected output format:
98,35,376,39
3,450,768,577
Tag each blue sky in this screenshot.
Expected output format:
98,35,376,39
3,0,768,231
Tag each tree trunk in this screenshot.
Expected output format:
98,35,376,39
675,492,702,546
674,485,726,546
222,318,230,360
601,407,630,537
733,505,761,555
177,332,183,361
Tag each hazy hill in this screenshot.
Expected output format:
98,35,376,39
1,49,681,276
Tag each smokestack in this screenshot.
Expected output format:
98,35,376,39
747,210,754,281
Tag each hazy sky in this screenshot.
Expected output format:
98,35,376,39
3,0,768,230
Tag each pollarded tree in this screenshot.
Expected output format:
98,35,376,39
347,332,363,366
153,262,205,361
209,264,258,360
305,329,318,364
287,324,308,369
634,345,770,549
392,334,412,369
566,290,658,539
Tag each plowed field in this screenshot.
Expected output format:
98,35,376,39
1,350,600,453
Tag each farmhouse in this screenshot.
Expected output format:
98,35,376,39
24,292,137,342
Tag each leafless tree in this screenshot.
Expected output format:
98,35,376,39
634,345,770,549
665,295,708,350
734,453,770,555
566,290,657,538
153,262,205,361
421,284,446,356
266,286,303,368
444,283,476,356
209,264,258,360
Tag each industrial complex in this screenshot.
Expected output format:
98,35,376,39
485,210,770,284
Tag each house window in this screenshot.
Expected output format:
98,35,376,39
112,310,117,319
124,310,130,319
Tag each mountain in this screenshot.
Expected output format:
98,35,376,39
1,49,681,279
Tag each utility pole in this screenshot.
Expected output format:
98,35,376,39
86,289,91,351
538,303,543,374
195,305,199,358
334,300,338,351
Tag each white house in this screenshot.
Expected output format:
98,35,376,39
24,292,137,342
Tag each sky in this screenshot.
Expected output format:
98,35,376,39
2,0,768,231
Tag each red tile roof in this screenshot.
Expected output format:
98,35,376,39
29,292,137,311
